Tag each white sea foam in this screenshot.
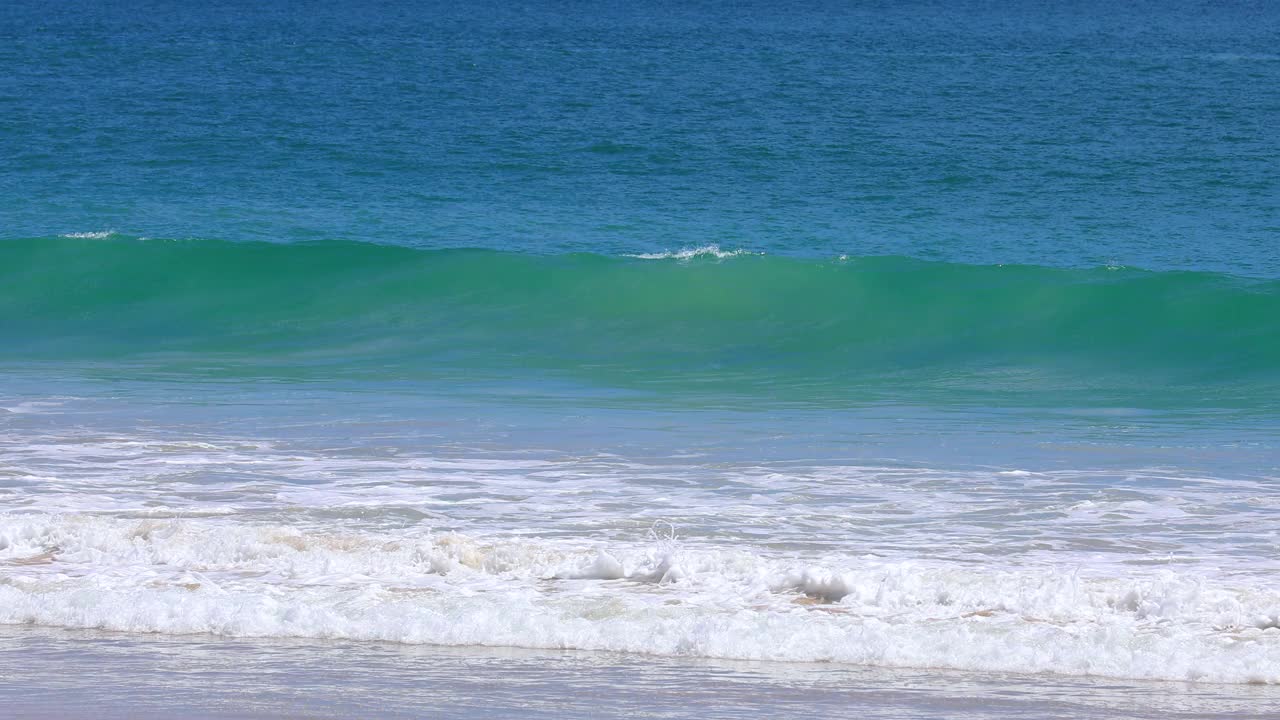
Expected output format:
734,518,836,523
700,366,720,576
2,426,1277,575
1,513,1277,684
58,230,117,239
628,245,760,260
3,411,1278,684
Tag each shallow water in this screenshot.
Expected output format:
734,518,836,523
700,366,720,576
3,625,1278,720
3,380,1277,688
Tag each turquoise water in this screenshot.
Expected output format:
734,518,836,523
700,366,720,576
3,236,1280,413
2,0,1280,711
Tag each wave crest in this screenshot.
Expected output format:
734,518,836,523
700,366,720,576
628,244,761,260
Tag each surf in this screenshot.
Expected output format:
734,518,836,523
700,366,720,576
1,512,1277,684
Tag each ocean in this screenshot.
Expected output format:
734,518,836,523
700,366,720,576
2,1,1279,717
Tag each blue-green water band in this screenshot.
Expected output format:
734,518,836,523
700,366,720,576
4,236,1276,408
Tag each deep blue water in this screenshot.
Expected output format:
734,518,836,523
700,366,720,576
3,0,1278,274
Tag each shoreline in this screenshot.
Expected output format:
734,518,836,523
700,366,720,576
2,624,1277,720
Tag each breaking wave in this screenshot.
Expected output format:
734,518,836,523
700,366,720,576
1,514,1277,684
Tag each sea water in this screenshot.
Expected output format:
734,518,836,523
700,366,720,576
2,1,1279,716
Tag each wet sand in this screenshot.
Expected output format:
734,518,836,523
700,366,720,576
1,624,1276,719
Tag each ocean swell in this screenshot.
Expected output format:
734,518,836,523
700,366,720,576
2,235,1277,406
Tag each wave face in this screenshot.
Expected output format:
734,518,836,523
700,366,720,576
2,513,1278,685
4,236,1277,406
